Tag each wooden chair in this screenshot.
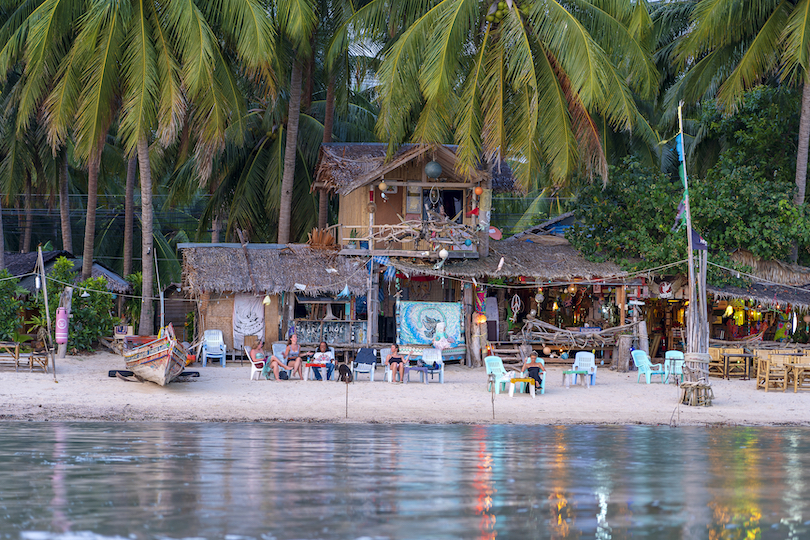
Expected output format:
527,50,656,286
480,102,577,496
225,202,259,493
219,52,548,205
757,355,789,392
708,347,725,377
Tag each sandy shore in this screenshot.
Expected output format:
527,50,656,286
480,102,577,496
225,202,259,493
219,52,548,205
1,351,808,426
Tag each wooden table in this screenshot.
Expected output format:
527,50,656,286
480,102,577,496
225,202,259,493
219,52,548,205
787,363,810,393
0,342,20,371
721,353,753,380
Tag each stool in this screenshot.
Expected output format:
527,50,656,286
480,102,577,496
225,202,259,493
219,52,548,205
508,378,535,398
562,370,589,389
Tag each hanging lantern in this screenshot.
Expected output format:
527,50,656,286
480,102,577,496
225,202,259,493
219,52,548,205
378,181,388,192
438,248,449,260
474,186,484,196
568,284,577,294
262,294,272,305
425,160,442,178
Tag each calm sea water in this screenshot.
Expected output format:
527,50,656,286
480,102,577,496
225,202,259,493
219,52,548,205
0,423,808,539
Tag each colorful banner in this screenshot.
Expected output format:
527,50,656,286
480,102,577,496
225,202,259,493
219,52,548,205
396,301,464,346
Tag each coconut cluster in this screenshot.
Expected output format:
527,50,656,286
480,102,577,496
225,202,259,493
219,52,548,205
485,1,509,23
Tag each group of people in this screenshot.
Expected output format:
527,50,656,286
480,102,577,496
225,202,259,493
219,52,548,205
249,332,546,388
249,334,334,381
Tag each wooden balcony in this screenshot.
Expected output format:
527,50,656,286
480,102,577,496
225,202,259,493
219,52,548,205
334,221,480,259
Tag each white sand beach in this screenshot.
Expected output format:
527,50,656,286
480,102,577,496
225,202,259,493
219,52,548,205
1,352,808,426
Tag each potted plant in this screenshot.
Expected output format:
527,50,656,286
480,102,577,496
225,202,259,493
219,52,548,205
348,229,358,248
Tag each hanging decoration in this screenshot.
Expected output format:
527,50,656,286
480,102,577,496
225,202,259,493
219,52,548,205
510,294,522,323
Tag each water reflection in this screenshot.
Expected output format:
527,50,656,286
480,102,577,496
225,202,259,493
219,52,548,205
0,423,809,539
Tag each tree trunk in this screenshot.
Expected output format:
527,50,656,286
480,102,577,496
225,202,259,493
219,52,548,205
123,157,137,277
318,75,335,230
137,137,154,336
211,213,221,243
81,153,101,280
278,61,303,244
791,82,810,262
0,195,4,269
21,175,32,254
59,151,72,253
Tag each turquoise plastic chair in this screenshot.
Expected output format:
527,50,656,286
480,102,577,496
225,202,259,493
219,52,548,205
631,349,666,384
520,354,546,395
664,350,685,384
485,356,515,394
572,351,597,386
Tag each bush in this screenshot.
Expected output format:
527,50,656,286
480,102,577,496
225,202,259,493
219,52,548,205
0,270,23,340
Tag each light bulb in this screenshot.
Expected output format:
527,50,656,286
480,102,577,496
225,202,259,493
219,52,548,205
262,295,271,305
439,248,449,260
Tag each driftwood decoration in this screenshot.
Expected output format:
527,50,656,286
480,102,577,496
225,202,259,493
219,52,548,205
368,213,479,251
520,319,642,350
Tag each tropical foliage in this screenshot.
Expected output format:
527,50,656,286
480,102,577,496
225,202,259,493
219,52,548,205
0,269,24,340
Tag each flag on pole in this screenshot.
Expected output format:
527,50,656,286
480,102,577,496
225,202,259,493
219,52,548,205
672,133,688,231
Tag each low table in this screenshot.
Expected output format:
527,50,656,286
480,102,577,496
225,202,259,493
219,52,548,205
562,369,589,388
508,377,535,398
403,366,429,384
303,362,330,381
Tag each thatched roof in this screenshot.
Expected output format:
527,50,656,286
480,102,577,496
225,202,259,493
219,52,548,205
314,143,516,196
387,236,626,281
709,283,810,310
730,250,810,286
180,244,367,296
5,251,131,294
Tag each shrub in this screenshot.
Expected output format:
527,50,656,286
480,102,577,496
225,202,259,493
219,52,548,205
0,270,23,340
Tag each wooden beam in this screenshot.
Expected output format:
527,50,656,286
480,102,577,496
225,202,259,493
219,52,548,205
338,248,479,258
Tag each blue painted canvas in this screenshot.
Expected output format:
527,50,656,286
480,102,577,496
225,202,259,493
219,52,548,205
396,301,464,345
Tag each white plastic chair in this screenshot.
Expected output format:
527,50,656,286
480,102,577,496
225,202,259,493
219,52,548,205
485,356,518,394
201,330,226,367
305,347,335,381
572,352,597,386
422,348,445,384
352,347,377,381
244,346,263,381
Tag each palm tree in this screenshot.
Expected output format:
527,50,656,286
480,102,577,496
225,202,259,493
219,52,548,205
275,0,317,244
670,0,810,217
339,0,658,189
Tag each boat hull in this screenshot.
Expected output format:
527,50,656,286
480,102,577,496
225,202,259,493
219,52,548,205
123,333,186,386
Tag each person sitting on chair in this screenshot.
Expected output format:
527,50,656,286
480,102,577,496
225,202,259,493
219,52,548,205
310,341,335,381
522,351,545,390
250,340,291,381
385,344,409,383
282,334,305,380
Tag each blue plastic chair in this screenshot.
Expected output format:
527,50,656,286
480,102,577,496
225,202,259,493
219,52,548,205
631,349,666,384
201,330,226,367
352,347,377,381
572,351,597,386
664,350,685,384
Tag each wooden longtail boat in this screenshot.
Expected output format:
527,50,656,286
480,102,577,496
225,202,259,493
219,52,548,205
123,324,187,386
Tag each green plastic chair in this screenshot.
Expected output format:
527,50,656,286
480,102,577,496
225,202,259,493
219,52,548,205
485,356,515,394
631,349,666,384
664,350,685,384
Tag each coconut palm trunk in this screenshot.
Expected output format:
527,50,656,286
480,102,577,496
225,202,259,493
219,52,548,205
123,157,136,276
81,153,101,280
0,198,4,269
59,151,72,253
21,175,32,253
790,82,810,262
318,75,334,230
278,61,303,244
137,137,154,335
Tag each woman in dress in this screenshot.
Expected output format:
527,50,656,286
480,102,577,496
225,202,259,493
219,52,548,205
385,343,409,383
522,351,545,390
250,340,291,381
283,334,305,380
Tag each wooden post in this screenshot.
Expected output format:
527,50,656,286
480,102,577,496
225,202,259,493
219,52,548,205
37,247,57,380
477,177,492,258
639,319,649,357
618,286,626,327
463,283,473,366
617,334,632,373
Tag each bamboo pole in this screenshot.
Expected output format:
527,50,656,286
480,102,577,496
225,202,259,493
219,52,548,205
37,247,57,381
678,104,699,353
